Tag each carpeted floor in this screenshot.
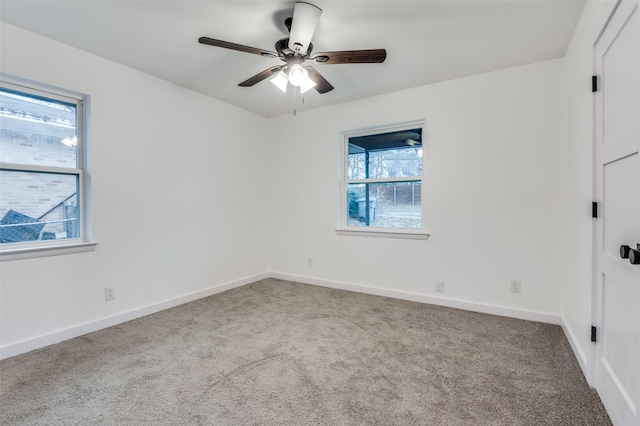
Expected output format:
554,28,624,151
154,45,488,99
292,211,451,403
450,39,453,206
1,279,611,425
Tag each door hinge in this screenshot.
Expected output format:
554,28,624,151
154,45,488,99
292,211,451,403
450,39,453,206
591,326,597,343
592,202,598,218
592,75,598,92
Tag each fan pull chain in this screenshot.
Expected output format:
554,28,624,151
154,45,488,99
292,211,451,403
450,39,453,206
293,86,298,116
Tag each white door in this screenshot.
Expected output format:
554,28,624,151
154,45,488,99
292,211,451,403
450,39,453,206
594,0,640,425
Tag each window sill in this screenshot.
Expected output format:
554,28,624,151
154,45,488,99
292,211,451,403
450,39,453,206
0,241,98,262
336,228,430,240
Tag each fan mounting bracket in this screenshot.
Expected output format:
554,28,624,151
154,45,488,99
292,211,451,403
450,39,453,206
275,37,313,61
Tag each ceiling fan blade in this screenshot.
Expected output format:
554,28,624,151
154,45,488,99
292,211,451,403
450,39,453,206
198,37,277,58
238,66,284,87
313,49,387,64
306,66,334,94
288,2,322,54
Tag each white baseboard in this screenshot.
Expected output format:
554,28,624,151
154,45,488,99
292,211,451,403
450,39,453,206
0,272,269,360
560,317,592,386
269,272,562,325
1,271,566,360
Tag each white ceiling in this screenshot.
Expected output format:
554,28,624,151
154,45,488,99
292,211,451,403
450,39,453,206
0,0,585,118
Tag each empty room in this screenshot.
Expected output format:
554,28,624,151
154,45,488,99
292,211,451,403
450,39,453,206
0,0,638,425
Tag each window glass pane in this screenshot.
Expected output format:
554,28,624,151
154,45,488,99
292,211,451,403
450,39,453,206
366,147,422,179
348,152,365,180
0,88,78,168
347,127,422,181
347,182,421,229
0,169,79,244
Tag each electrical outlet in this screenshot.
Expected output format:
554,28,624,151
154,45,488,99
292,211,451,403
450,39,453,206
105,286,115,301
510,280,522,293
307,257,313,267
435,280,445,293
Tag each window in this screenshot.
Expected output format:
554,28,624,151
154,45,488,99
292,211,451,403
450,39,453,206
0,78,94,260
338,121,428,238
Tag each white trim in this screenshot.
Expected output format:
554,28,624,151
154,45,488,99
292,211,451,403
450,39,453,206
1,269,590,396
0,271,571,361
561,317,592,386
592,0,622,45
0,76,93,257
589,0,623,395
0,272,270,360
341,119,427,139
0,241,98,262
0,77,84,104
346,176,421,185
270,272,561,325
339,119,427,234
336,228,430,240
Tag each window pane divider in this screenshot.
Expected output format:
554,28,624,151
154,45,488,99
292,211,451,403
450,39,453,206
347,176,421,184
0,163,81,175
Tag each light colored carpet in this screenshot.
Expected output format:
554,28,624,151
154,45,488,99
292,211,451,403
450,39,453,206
1,278,611,425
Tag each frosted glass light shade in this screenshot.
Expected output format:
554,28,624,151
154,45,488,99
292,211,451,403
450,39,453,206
288,64,306,86
270,71,289,93
300,76,316,94
288,64,316,94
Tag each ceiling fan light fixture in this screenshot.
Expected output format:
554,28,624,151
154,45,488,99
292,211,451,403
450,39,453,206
198,2,386,98
288,64,316,93
288,64,307,86
270,70,289,93
300,75,317,94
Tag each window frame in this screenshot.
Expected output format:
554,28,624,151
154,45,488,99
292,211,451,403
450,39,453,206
337,120,429,239
0,77,96,261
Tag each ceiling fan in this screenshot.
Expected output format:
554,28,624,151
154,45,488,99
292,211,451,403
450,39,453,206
198,2,387,95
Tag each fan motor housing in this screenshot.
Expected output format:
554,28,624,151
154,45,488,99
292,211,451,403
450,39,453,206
275,38,313,60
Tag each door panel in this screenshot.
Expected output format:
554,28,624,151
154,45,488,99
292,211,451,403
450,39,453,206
594,1,640,425
603,3,639,145
603,154,639,256
602,274,638,410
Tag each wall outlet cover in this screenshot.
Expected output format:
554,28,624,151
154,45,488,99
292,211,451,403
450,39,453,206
105,287,115,301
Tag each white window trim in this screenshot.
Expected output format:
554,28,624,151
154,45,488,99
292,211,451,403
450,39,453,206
0,241,98,262
335,228,430,240
336,119,429,240
0,75,96,261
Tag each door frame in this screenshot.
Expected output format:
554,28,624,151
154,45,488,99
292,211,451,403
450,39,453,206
590,5,640,425
590,0,621,388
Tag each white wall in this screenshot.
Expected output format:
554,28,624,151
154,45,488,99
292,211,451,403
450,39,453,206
559,0,610,383
0,23,270,357
1,5,606,367
268,58,566,319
